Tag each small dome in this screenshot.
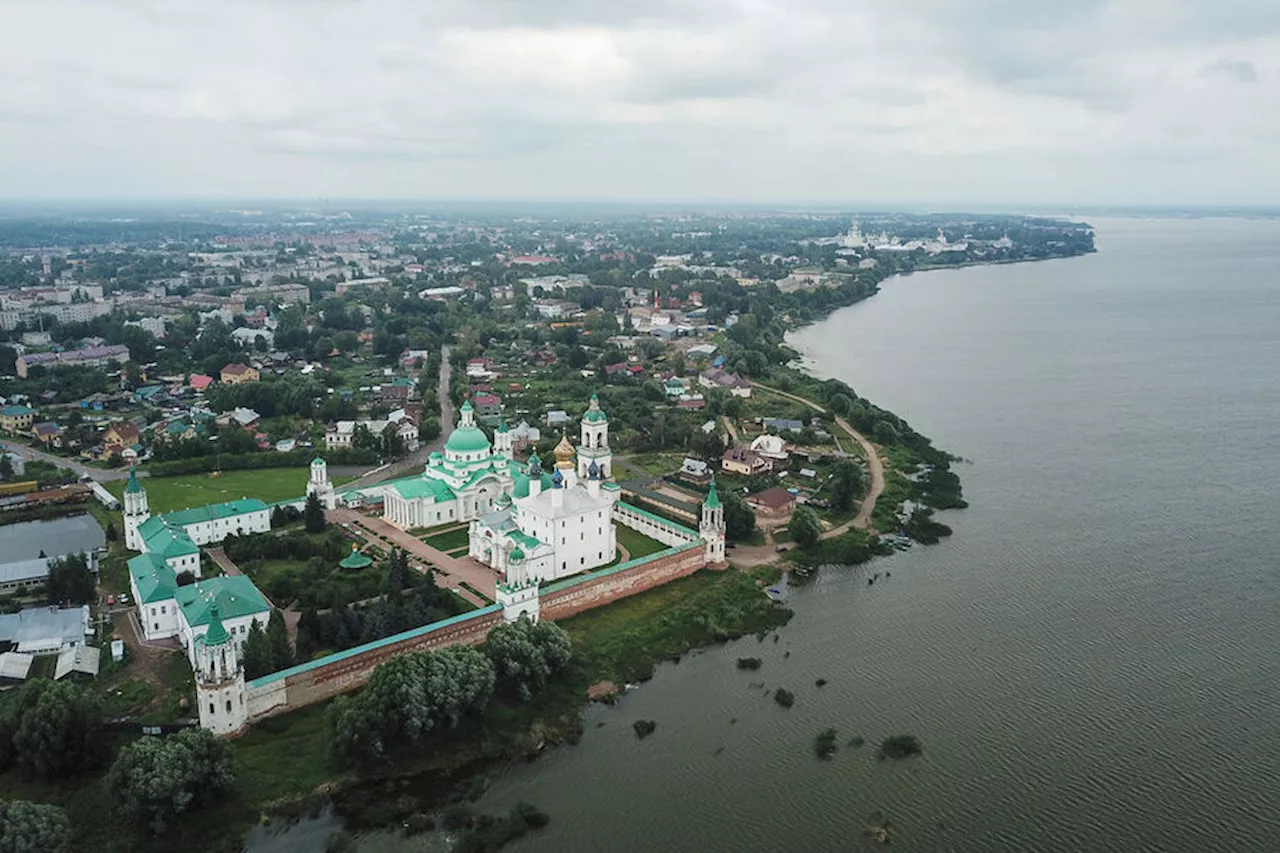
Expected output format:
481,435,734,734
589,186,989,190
552,468,564,488
588,460,600,479
510,545,525,561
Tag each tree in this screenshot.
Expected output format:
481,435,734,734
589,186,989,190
828,392,854,418
242,621,273,680
296,607,321,660
303,492,325,533
107,728,234,834
829,459,866,513
174,570,196,587
721,490,757,541
104,521,118,542
45,553,95,605
0,455,12,481
266,609,294,672
0,800,72,853
788,506,823,549
482,617,572,701
386,548,410,592
0,680,106,780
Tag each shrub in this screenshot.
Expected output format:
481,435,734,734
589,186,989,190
633,720,657,739
878,734,922,760
773,688,795,708
735,657,762,671
814,728,839,760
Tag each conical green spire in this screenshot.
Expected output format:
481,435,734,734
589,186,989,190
125,466,143,494
704,478,721,510
203,600,230,646
497,415,508,433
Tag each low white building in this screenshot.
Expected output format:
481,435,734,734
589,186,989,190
750,433,789,461
128,552,271,653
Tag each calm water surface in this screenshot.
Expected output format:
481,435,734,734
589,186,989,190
0,514,104,562
467,219,1280,853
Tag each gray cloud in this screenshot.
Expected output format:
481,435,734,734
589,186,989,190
0,0,1277,204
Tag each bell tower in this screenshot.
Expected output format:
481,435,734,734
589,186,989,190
577,390,611,481
306,456,336,509
123,466,150,551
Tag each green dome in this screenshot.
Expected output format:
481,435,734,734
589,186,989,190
445,425,492,454
583,409,608,423
510,546,525,561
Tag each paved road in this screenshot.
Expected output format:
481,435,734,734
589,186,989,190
3,441,135,481
343,345,454,491
328,507,495,606
205,547,242,577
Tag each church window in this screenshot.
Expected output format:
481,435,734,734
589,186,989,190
209,703,216,715
580,557,584,565
153,622,159,631
226,700,232,713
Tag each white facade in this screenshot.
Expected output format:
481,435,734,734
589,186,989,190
576,392,612,480
306,456,337,509
122,468,150,552
194,609,249,736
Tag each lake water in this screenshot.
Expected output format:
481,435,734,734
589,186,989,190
0,514,104,563
462,219,1280,853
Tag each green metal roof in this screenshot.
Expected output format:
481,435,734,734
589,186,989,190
509,545,525,561
200,602,231,646
128,553,177,604
125,466,143,494
339,547,373,569
0,405,35,416
583,409,608,422
176,576,270,627
144,524,200,559
391,477,457,502
506,530,542,550
444,425,491,454
160,498,269,528
704,479,722,509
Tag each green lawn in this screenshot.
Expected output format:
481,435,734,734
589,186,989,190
106,468,313,512
423,527,471,552
615,525,668,560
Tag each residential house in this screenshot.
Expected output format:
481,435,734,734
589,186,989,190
678,457,713,485
546,410,571,427
161,421,198,442
510,419,541,452
220,363,260,385
103,422,141,454
762,417,804,432
472,393,502,421
721,447,773,476
750,434,789,461
698,368,752,398
677,397,707,411
31,422,63,448
228,408,261,429
189,374,214,393
745,486,797,518
0,405,37,433
378,377,416,404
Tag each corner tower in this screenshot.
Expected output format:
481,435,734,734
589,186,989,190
577,390,611,481
700,479,727,566
195,602,248,736
123,466,150,551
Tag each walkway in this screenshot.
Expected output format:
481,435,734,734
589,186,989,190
205,547,242,576
328,507,495,607
343,344,455,491
2,441,135,481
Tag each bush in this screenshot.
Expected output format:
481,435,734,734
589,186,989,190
0,680,106,780
814,728,839,760
878,734,922,760
773,688,795,708
633,720,657,739
0,800,72,853
735,657,762,670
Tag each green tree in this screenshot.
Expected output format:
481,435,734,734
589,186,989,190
266,609,294,672
0,680,105,780
482,617,572,701
0,800,72,853
829,393,854,417
107,728,234,835
242,621,273,679
0,455,12,481
303,492,326,533
789,506,823,549
721,489,757,541
296,607,321,659
829,459,866,513
45,553,95,605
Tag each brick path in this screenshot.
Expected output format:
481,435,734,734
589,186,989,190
328,508,496,606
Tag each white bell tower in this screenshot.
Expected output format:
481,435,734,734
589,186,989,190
577,390,612,480
195,602,249,736
493,416,513,459
306,456,336,509
123,467,150,551
700,479,727,566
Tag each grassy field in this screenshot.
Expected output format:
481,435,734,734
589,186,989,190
616,525,669,560
106,468,313,512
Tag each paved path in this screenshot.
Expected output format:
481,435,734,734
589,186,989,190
722,416,739,442
2,441,135,481
344,345,454,491
205,547,242,576
328,507,495,606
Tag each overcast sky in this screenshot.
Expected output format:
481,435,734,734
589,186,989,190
1,0,1277,205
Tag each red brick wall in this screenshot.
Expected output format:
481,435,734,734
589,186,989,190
541,546,706,621
275,609,503,710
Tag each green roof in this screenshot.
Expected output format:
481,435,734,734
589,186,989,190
125,466,143,494
141,522,199,559
583,409,608,422
200,602,231,646
339,547,373,569
704,479,721,509
128,553,177,604
496,416,508,433
444,425,491,454
159,498,269,528
391,477,457,502
176,576,270,627
506,530,542,550
512,470,553,498
0,405,35,417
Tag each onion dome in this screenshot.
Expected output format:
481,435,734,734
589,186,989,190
527,453,542,475
510,545,525,562
552,468,564,488
553,433,575,468
588,460,600,480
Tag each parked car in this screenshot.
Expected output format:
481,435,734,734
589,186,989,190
118,593,129,605
106,594,115,605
